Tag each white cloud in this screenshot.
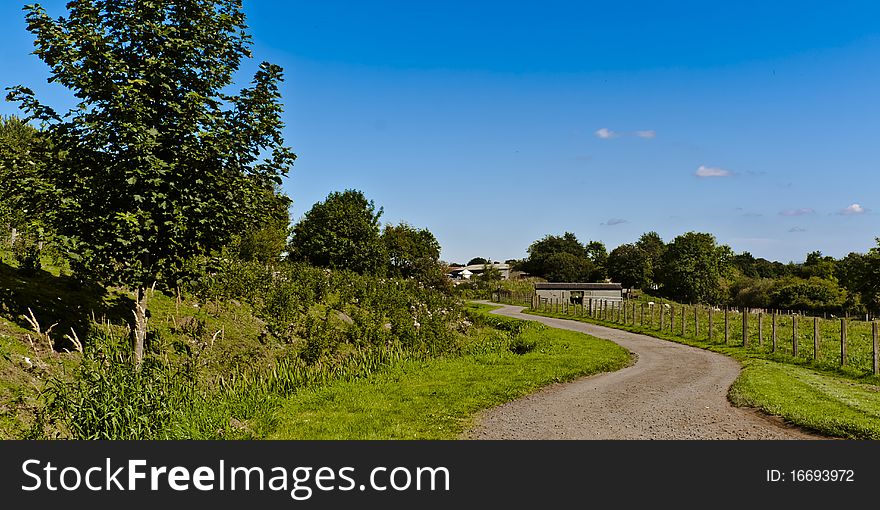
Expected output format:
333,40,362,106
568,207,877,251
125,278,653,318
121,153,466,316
779,208,815,217
789,227,807,233
635,130,656,139
601,218,628,226
839,203,867,215
694,165,731,178
594,128,617,139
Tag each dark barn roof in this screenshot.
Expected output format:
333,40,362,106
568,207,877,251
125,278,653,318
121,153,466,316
534,282,622,291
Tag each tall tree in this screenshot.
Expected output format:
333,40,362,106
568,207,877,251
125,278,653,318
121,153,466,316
585,240,608,281
799,250,837,281
7,1,295,363
521,232,589,278
382,222,442,281
656,232,731,304
0,115,43,245
607,243,650,289
542,251,593,283
288,190,385,275
635,231,665,286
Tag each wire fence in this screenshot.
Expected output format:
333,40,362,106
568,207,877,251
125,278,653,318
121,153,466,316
491,291,880,377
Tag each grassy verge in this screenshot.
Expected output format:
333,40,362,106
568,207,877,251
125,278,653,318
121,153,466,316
270,307,632,439
730,359,880,439
524,306,880,438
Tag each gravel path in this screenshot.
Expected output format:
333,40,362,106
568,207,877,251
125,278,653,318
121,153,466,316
466,304,818,439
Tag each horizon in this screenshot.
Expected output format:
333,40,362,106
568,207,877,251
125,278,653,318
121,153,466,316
1,1,877,264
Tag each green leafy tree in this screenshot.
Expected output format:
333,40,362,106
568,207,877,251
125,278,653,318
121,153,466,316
382,222,446,288
467,257,488,266
585,240,608,281
730,277,776,309
607,243,650,289
7,1,295,363
770,277,846,314
521,232,589,278
230,190,291,265
656,232,731,304
798,250,837,281
288,190,385,274
731,252,760,278
635,231,665,286
0,115,43,246
835,251,875,314
542,251,593,282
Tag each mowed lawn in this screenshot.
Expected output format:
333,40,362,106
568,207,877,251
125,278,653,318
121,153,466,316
730,359,880,439
270,325,631,439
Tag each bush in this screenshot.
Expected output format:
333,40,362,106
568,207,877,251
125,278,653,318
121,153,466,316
12,237,41,275
37,330,194,439
509,335,537,355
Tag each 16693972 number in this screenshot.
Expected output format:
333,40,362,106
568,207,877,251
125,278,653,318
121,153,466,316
790,469,854,482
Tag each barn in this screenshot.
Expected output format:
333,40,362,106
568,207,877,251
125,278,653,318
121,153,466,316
534,282,623,306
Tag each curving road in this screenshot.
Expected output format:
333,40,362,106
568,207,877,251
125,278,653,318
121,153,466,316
467,304,818,439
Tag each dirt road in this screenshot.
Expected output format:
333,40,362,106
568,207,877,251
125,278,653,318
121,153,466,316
467,304,817,439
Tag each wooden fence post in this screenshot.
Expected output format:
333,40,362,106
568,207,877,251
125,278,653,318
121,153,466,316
670,305,675,333
873,322,878,376
840,318,847,366
771,312,777,353
724,307,729,344
742,308,749,347
641,303,646,327
792,315,798,357
681,306,686,336
813,317,819,361
708,307,713,341
758,313,763,346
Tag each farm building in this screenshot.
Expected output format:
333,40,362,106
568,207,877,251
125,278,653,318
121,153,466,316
534,282,623,306
448,263,510,281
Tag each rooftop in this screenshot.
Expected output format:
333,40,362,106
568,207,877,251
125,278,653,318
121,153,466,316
534,282,622,290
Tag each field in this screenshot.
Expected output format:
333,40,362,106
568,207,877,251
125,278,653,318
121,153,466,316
526,295,880,380
522,296,880,438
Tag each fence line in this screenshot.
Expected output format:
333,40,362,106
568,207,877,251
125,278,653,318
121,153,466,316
495,292,880,378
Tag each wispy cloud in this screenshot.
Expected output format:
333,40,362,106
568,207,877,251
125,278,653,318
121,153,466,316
695,165,731,178
743,212,763,217
595,128,617,139
779,208,815,217
594,128,656,139
839,203,868,215
789,226,807,233
601,218,628,226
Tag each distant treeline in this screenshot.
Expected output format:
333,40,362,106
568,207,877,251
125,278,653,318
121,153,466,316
509,231,880,316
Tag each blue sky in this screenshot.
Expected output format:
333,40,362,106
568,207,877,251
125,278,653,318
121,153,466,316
2,1,878,264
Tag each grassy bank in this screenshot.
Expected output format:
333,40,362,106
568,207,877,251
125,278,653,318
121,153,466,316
1,250,632,439
270,304,632,439
524,305,880,438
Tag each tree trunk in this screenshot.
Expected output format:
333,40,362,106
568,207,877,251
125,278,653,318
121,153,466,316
132,287,148,367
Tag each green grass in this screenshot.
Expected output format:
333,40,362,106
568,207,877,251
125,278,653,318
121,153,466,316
270,322,632,439
0,249,632,439
524,304,880,438
730,359,880,439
